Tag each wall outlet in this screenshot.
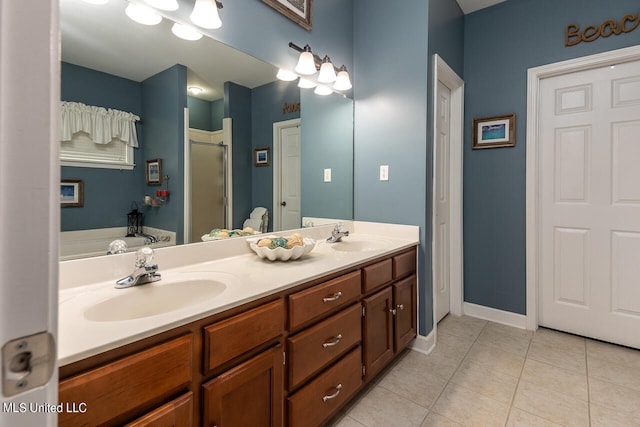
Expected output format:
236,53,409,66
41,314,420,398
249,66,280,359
380,165,389,181
324,168,332,182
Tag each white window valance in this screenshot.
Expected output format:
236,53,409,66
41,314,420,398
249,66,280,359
60,101,140,147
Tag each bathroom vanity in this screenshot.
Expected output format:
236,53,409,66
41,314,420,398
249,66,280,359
57,222,419,426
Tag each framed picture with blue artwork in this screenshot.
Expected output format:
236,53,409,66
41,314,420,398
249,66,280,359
60,179,84,207
472,114,516,149
254,148,270,167
262,0,312,30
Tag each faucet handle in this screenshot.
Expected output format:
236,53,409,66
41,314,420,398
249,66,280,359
135,247,154,268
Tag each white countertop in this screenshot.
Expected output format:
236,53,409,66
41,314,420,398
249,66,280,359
58,221,419,366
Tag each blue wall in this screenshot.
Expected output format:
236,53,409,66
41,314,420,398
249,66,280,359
353,0,431,334
463,0,640,314
60,62,144,231
187,96,224,131
141,64,187,243
301,90,354,219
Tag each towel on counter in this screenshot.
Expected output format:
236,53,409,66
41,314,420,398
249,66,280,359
250,207,267,220
243,218,262,231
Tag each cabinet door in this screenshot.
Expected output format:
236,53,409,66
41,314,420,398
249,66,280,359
202,345,284,427
124,392,193,427
393,275,417,353
362,287,394,382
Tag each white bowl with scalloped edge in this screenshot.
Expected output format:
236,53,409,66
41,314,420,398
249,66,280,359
246,236,316,261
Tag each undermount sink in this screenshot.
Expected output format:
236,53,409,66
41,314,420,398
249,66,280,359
329,237,391,253
84,279,227,322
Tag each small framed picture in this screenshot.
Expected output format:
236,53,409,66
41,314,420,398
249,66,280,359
262,0,313,30
472,114,516,149
146,159,162,185
254,148,270,167
60,180,84,208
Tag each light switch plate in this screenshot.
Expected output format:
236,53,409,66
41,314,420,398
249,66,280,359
324,168,332,182
380,165,389,181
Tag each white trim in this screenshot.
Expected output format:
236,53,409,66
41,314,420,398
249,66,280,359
526,45,640,331
463,302,527,330
408,329,436,355
183,108,191,243
431,54,465,326
60,160,135,170
223,117,233,230
272,118,301,231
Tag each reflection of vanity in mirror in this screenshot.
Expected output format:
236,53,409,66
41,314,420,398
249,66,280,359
59,0,353,260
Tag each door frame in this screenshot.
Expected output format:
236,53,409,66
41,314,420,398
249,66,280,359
272,118,301,231
525,45,640,330
431,54,465,326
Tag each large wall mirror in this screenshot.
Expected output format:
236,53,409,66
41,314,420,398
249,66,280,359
59,0,353,260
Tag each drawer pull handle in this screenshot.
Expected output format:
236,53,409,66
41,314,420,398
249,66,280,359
322,383,343,402
397,304,404,311
322,334,343,348
323,291,342,303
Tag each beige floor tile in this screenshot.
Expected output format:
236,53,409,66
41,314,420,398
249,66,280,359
420,412,463,427
533,328,586,354
590,402,640,427
463,341,525,378
527,338,586,374
512,380,589,427
430,331,475,364
327,414,367,427
449,358,519,404
431,382,510,427
586,339,640,368
519,358,588,401
347,385,429,427
475,325,531,357
505,408,564,427
397,346,461,381
377,357,449,408
437,315,487,341
587,353,640,392
589,377,640,416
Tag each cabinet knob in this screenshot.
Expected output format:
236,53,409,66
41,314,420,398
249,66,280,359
397,304,404,311
322,291,342,303
322,334,343,348
389,308,397,315
322,383,343,402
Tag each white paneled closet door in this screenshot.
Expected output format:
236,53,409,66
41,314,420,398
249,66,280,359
539,60,640,349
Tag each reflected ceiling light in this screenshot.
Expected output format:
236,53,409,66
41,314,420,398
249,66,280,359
317,56,337,83
125,2,162,25
190,0,223,29
298,78,316,89
171,23,203,40
81,0,109,4
314,85,333,96
333,65,352,91
276,69,298,82
188,86,204,95
294,45,317,75
144,0,178,10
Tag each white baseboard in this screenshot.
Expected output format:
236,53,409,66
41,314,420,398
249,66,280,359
408,330,436,355
463,302,527,330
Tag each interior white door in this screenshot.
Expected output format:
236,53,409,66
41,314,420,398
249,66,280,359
276,124,301,230
435,80,452,323
539,60,640,349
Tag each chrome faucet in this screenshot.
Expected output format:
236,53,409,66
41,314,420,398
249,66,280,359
115,247,161,289
327,223,350,243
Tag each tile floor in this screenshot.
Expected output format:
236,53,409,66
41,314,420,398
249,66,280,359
328,315,640,427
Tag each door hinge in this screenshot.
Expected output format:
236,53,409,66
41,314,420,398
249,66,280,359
283,351,286,366
362,305,366,317
361,363,366,377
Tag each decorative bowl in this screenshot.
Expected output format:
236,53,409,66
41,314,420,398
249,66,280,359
246,236,316,261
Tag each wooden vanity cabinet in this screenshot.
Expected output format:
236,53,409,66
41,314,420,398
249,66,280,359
124,391,193,427
202,345,284,427
362,249,417,382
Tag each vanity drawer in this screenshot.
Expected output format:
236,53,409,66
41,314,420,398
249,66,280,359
362,258,393,293
58,334,192,427
204,299,283,373
124,391,193,426
288,270,361,330
287,347,362,427
287,303,362,389
393,248,417,279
